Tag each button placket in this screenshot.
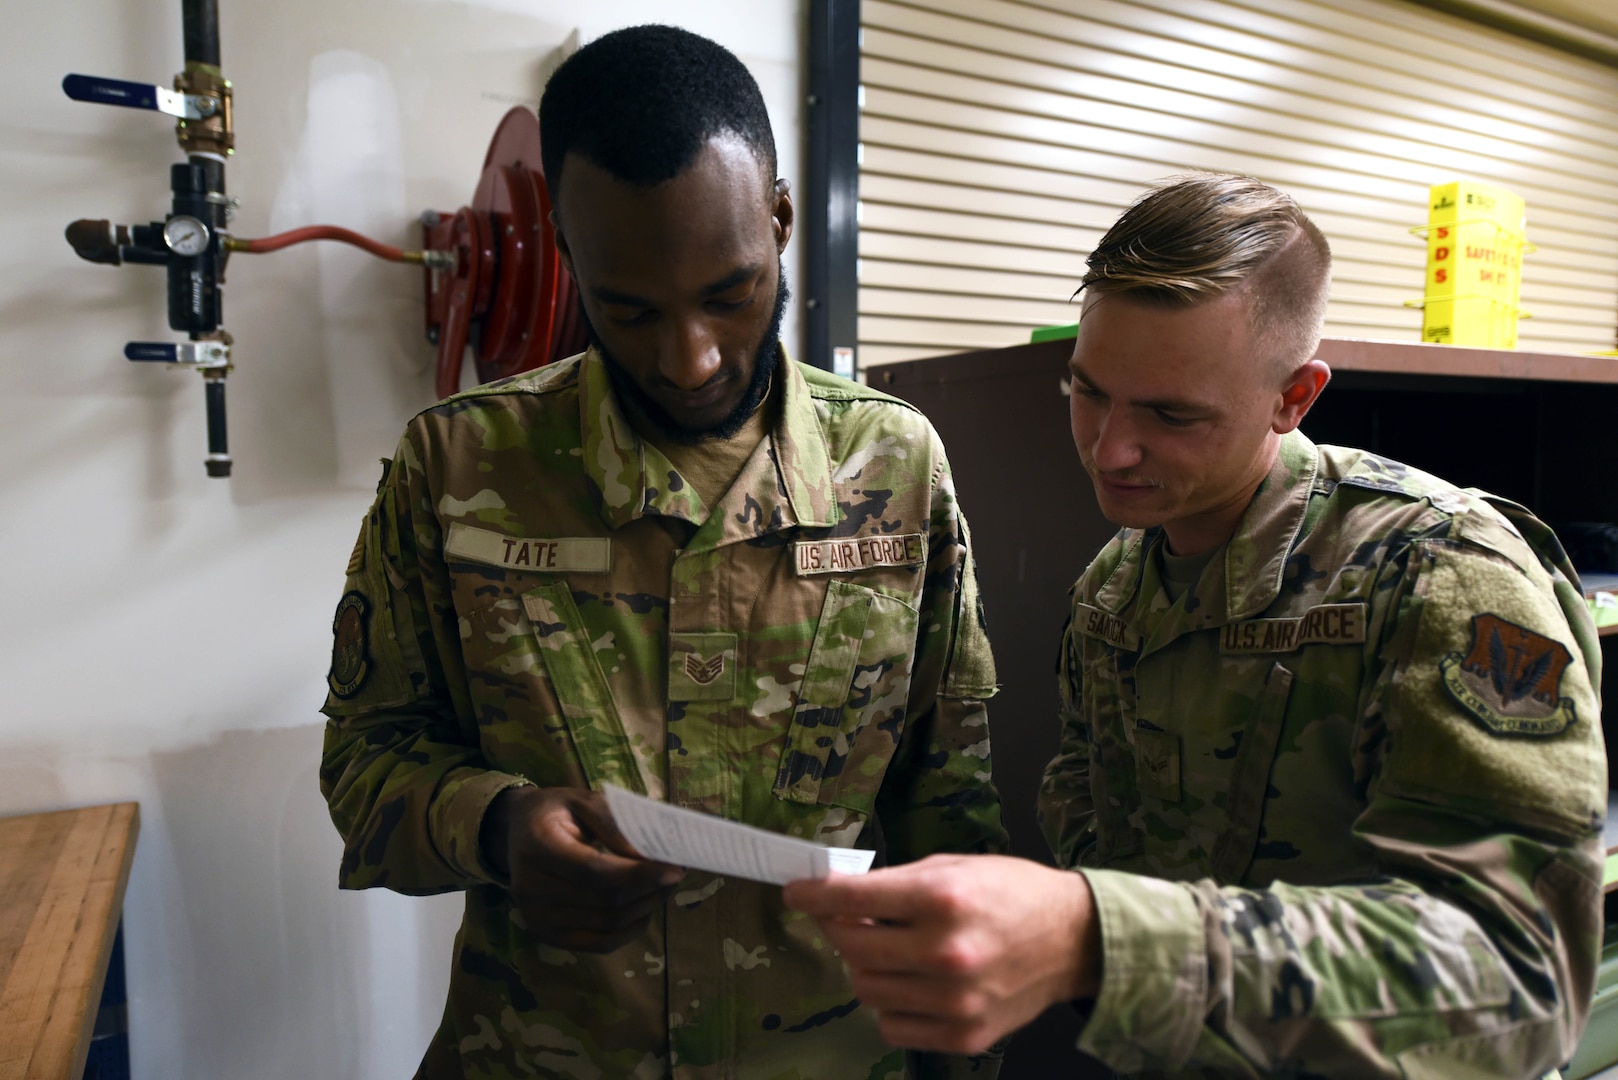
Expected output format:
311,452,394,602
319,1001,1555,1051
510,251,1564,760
664,545,730,1073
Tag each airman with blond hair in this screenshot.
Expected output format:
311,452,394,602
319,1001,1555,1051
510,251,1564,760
788,173,1603,1079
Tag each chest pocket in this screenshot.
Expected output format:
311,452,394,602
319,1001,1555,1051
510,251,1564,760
774,580,921,814
460,584,647,795
1085,648,1295,882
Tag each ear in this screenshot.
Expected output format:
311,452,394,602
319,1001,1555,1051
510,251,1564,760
771,178,794,253
1273,359,1330,434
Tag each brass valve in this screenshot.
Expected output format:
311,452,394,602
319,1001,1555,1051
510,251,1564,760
174,63,234,157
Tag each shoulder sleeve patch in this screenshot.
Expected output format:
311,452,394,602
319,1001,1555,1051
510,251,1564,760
328,591,373,699
322,486,419,717
1441,613,1576,736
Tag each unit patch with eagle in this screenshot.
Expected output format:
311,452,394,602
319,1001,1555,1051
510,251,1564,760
1440,612,1577,736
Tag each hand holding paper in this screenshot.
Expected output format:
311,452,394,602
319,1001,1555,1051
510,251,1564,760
483,785,683,954
602,784,876,887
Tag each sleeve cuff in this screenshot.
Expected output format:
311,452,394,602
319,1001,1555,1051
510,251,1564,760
428,769,535,886
1075,868,1209,1074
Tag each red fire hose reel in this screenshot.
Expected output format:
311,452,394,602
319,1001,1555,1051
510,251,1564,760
68,97,584,473
420,107,587,400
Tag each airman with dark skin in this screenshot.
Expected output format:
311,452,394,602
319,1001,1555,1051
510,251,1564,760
479,134,795,955
323,25,1008,1077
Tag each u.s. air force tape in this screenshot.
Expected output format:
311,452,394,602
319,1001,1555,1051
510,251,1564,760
1221,603,1367,653
793,534,925,575
1072,601,1369,653
444,524,611,573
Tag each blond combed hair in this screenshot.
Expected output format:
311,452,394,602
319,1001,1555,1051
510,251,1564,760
1081,173,1332,381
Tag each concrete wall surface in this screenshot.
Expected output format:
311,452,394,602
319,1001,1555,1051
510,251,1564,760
0,2,804,1076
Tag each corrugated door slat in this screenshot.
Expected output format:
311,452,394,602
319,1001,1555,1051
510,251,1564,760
858,0,1618,363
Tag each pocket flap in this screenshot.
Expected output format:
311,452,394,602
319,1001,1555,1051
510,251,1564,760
775,581,875,804
522,583,647,795
1210,661,1294,883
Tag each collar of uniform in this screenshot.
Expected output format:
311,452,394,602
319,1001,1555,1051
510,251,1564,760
771,351,838,530
576,344,837,533
577,346,706,529
1093,531,1148,614
1089,430,1319,630
680,351,839,554
1222,428,1320,620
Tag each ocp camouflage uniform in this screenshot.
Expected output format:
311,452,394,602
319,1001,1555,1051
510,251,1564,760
1040,429,1605,1078
320,347,1008,1080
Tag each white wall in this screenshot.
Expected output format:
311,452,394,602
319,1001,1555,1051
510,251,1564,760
0,2,804,1076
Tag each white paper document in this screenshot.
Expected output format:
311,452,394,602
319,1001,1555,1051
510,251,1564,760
602,784,877,887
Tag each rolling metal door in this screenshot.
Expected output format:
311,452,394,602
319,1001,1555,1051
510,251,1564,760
858,0,1618,367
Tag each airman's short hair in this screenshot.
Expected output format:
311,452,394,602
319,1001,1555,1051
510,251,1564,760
1080,174,1332,383
540,25,777,206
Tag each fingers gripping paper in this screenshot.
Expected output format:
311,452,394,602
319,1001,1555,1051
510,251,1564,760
602,785,876,886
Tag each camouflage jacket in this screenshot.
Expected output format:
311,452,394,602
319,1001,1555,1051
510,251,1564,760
1039,430,1605,1078
320,348,1007,1080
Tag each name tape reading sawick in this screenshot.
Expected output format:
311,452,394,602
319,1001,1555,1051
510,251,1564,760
602,785,876,886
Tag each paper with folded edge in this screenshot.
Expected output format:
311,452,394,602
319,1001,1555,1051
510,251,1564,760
602,784,876,886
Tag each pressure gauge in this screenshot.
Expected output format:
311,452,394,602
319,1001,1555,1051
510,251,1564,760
162,215,211,257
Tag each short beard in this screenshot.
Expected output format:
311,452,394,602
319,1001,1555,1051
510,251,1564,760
587,260,790,445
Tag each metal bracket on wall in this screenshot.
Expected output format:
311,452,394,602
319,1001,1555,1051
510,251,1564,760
805,0,860,379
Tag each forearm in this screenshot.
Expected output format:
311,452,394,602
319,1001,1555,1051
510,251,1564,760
1077,822,1601,1077
321,709,532,893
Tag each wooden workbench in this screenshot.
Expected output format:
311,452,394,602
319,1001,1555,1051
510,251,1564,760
0,803,139,1080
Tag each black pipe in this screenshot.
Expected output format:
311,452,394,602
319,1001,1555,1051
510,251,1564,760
204,375,231,477
182,0,228,479
182,0,220,67
167,162,223,335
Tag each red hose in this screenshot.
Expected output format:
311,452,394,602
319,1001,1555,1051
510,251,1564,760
229,225,408,261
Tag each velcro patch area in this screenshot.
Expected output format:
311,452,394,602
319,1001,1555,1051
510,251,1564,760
1134,727,1181,803
1382,539,1603,838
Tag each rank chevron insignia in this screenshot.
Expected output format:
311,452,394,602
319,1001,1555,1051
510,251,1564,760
685,652,726,686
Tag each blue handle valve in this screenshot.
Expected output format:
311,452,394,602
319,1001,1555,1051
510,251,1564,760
62,74,216,119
